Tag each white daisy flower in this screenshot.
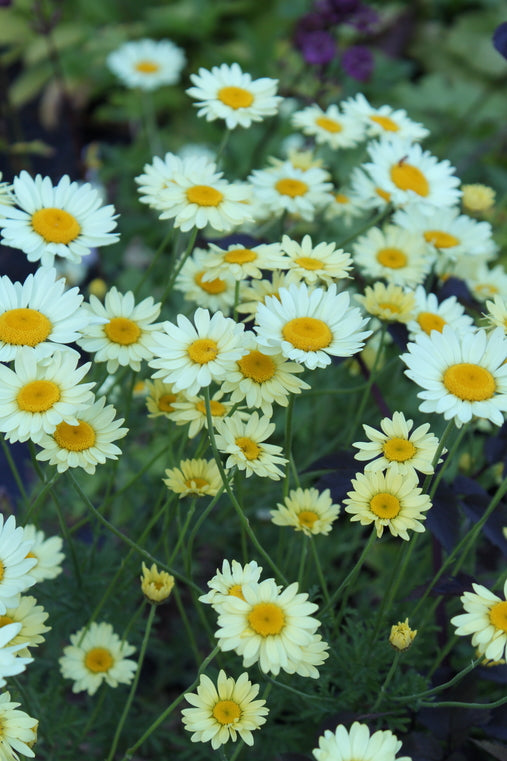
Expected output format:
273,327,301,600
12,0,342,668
342,92,430,142
186,62,282,129
148,308,246,396
216,577,327,676
461,261,507,303
0,171,119,267
406,285,475,340
174,247,236,314
202,241,288,282
393,206,497,260
249,161,334,221
313,721,411,761
0,172,14,215
144,379,184,420
349,166,393,211
0,624,33,685
0,348,94,444
157,157,252,232
236,271,296,322
484,295,507,332
77,287,162,374
182,670,269,749
0,515,36,613
356,282,416,324
214,411,287,480
19,525,64,582
0,692,38,758
1,595,50,657
35,395,128,474
0,266,94,362
59,621,136,695
280,234,352,286
352,224,433,288
135,152,185,210
199,559,264,610
107,38,186,90
255,282,371,370
324,189,368,226
163,458,223,498
362,137,461,213
169,388,244,439
401,326,507,427
451,580,507,662
270,487,340,536
292,103,365,149
353,410,442,476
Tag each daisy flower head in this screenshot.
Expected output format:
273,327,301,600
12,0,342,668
163,458,222,498
0,171,119,267
325,188,368,226
401,326,507,428
342,92,430,142
352,224,433,288
0,595,50,657
140,562,175,605
182,670,269,750
19,525,64,582
77,287,162,374
236,271,295,323
35,395,128,475
356,282,416,323
0,623,33,687
349,166,393,212
344,468,432,540
0,172,14,214
362,137,461,213
59,621,136,696
353,411,441,476
249,161,334,222
255,282,371,370
220,332,310,417
169,389,243,439
148,308,246,396
157,156,252,232
484,295,507,332
0,348,94,444
281,234,353,286
0,692,38,759
451,580,507,662
292,103,366,149
313,721,412,761
106,38,186,90
202,241,288,282
389,618,417,652
174,247,236,314
0,267,93,362
270,487,340,536
135,152,185,210
463,261,507,303
199,559,264,611
406,286,475,340
145,379,184,420
462,183,495,214
215,577,326,676
186,62,282,129
214,411,287,480
0,515,36,613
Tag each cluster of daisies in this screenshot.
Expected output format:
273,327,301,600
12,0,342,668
0,514,64,758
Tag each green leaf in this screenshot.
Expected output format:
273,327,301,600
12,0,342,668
9,64,52,107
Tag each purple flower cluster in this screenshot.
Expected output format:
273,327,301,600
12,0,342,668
294,0,379,80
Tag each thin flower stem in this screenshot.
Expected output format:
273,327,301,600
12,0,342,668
23,471,59,523
298,535,309,587
371,651,402,712
140,89,161,155
283,395,295,499
336,204,392,250
309,535,331,605
160,227,198,305
78,686,107,742
106,604,157,761
122,645,220,760
428,423,467,500
134,227,174,296
172,583,202,666
370,539,407,644
265,675,335,705
102,441,171,508
203,387,288,584
219,747,230,761
392,657,481,702
421,419,456,495
168,498,196,565
323,529,377,623
1,434,28,501
419,695,507,709
345,323,387,448
186,485,226,574
215,127,231,167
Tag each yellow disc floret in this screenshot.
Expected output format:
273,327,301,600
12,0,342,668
390,163,429,197
0,308,52,346
248,602,285,636
443,363,496,401
84,647,114,673
31,207,81,243
53,420,96,451
282,317,332,351
17,380,61,412
187,338,219,364
186,185,224,207
275,179,308,198
217,86,254,109
237,350,276,383
383,437,416,462
104,317,141,346
369,492,401,519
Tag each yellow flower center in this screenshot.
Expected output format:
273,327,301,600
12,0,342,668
417,312,446,334
489,600,507,632
134,59,160,73
475,284,498,298
104,317,141,345
376,247,407,269
31,207,81,244
275,178,308,198
195,399,226,417
237,350,276,383
84,647,114,673
423,230,460,248
235,436,261,460
195,272,227,295
0,615,14,627
17,380,61,412
187,338,219,364
184,477,210,491
378,302,401,314
294,256,324,271
186,185,224,207
370,492,401,519
0,308,52,347
370,114,400,132
443,363,496,402
248,601,285,636
158,393,177,412
335,193,349,204
282,317,332,352
212,699,242,725
224,248,257,264
298,510,319,529
217,86,254,109
53,420,96,451
375,187,392,202
228,584,245,600
383,437,416,462
390,163,429,197
315,116,342,133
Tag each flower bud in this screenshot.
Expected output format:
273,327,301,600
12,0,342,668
389,618,417,651
140,562,175,604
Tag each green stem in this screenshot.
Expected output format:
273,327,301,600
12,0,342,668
393,657,481,702
428,423,467,500
336,204,392,250
309,536,330,605
323,530,377,622
370,539,407,644
345,323,387,447
106,604,157,761
297,535,309,587
23,471,59,523
134,228,173,296
283,395,295,499
1,434,28,501
172,583,202,666
160,227,198,305
168,498,196,565
421,419,455,495
371,651,401,712
419,695,507,709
